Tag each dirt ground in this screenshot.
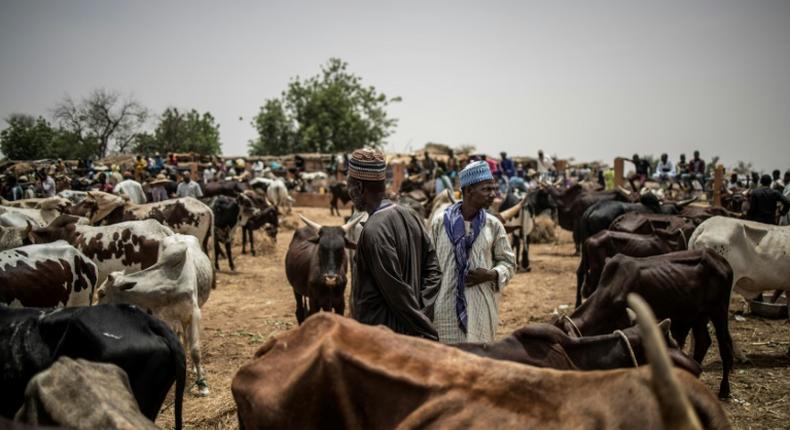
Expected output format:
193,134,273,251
156,207,790,430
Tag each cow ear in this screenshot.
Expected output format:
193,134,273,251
307,235,320,244
344,238,357,250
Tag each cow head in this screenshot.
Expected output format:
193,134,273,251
27,215,79,244
86,191,126,224
247,207,279,241
96,271,137,303
0,225,30,251
299,214,360,292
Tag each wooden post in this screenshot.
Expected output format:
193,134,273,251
189,162,198,180
614,157,625,188
713,165,724,207
391,163,405,193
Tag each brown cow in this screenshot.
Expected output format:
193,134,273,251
455,320,702,376
535,183,635,253
285,215,359,324
232,313,728,429
577,229,686,304
558,250,734,398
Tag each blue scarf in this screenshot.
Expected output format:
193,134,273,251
443,202,485,333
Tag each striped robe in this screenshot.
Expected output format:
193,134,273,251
430,210,515,344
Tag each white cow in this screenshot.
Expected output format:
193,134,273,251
26,216,175,284
0,241,98,308
689,216,790,301
84,191,213,252
97,234,214,396
250,178,293,214
299,171,328,193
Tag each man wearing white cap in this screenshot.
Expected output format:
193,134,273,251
430,160,515,344
348,148,441,340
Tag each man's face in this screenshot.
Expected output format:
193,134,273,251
465,180,497,209
347,178,365,209
661,155,667,163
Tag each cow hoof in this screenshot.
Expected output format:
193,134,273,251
194,379,210,397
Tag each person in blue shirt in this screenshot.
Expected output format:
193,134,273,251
500,152,515,178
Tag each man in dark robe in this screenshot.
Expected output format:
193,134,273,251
348,148,441,340
747,174,790,224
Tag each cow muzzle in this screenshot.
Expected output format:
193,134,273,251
323,274,339,286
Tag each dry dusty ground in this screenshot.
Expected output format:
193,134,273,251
156,207,789,430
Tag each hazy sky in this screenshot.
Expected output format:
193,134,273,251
2,1,789,171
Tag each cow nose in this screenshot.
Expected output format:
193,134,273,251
324,275,338,286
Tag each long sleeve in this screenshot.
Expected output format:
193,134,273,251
418,220,442,321
778,190,790,216
361,228,438,340
490,220,516,291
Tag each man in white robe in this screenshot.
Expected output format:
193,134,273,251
430,161,515,344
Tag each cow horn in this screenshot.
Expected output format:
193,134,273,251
341,214,363,235
298,214,323,232
500,195,527,222
676,196,697,208
446,188,457,204
617,185,632,196
628,293,703,430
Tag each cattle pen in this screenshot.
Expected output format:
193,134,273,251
150,206,790,430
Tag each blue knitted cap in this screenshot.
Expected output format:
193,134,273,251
459,161,494,188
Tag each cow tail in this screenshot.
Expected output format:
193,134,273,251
151,319,186,430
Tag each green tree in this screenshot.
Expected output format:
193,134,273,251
53,88,148,158
249,99,293,155
136,108,222,155
250,58,400,156
0,114,56,160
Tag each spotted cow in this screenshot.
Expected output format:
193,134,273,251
0,241,98,307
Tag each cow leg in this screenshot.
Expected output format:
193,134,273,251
249,230,256,256
671,322,692,351
690,320,712,364
241,228,248,255
294,292,306,324
185,311,209,396
333,293,345,317
214,236,221,271
710,311,733,399
225,239,235,272
511,235,521,270
521,235,531,271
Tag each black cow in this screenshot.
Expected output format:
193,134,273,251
212,195,241,271
0,304,185,430
241,207,279,256
285,215,359,323
557,249,734,398
201,180,247,197
329,182,351,216
533,183,633,253
575,194,696,253
456,321,701,376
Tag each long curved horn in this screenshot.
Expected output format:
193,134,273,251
628,293,703,430
675,196,698,208
341,213,362,235
500,195,527,221
298,214,323,232
617,185,632,195
446,188,456,204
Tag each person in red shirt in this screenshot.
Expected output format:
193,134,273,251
482,154,498,177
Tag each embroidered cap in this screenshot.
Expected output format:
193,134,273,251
348,148,386,181
459,160,494,188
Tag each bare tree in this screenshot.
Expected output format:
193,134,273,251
53,89,148,158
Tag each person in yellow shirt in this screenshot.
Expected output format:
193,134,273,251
134,155,147,181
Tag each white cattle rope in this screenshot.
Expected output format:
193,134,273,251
614,329,639,368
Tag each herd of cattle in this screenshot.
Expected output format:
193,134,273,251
0,172,787,429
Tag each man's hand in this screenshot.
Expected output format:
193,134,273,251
465,268,497,287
